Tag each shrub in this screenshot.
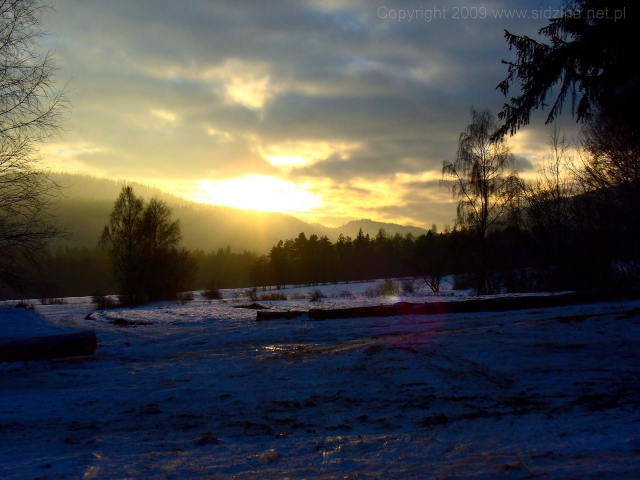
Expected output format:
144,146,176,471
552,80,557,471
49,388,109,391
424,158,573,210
202,279,222,300
377,279,400,297
362,286,378,298
14,299,35,310
117,294,143,308
259,292,288,301
91,293,119,310
336,288,354,298
40,297,67,305
202,288,222,300
454,272,501,295
176,291,195,305
614,260,640,287
362,280,401,298
400,277,418,294
290,292,307,300
422,275,443,293
245,287,259,301
308,289,326,303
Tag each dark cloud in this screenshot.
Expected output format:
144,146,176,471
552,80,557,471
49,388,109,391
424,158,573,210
43,0,565,227
513,154,535,172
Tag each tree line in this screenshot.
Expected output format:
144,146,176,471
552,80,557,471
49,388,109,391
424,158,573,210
21,243,258,301
2,0,638,302
248,102,639,295
249,229,418,289
7,108,640,301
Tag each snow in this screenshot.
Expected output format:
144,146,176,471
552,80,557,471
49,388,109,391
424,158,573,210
2,280,640,478
0,307,80,339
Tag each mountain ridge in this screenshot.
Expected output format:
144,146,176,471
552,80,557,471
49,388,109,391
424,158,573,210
49,173,429,253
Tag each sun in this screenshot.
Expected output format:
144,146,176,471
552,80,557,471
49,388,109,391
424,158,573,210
188,175,322,214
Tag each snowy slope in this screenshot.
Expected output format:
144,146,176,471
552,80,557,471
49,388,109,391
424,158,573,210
1,281,640,478
0,306,84,338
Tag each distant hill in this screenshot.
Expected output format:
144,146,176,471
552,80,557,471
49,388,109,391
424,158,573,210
48,173,428,253
323,219,427,240
50,172,191,204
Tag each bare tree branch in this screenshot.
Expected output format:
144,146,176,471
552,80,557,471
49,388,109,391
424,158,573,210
0,0,68,296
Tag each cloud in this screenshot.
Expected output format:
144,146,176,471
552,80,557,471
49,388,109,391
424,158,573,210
43,0,564,228
150,109,180,123
513,154,535,172
257,139,361,170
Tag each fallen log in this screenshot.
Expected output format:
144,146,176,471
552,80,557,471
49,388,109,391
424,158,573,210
0,330,98,362
306,289,640,320
256,310,306,321
307,302,451,320
234,303,269,310
255,289,640,322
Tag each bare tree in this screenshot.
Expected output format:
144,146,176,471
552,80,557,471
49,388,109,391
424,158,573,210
0,0,67,294
578,118,640,222
443,108,520,238
577,116,640,283
442,108,520,294
521,126,578,289
523,126,578,231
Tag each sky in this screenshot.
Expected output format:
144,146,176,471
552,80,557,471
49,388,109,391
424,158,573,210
41,0,575,229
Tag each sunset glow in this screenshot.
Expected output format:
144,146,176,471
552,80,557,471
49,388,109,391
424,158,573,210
260,140,361,169
39,0,566,229
188,175,322,214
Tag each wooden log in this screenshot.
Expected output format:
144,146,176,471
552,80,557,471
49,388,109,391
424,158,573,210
306,289,640,321
0,330,97,362
308,305,396,320
256,310,306,321
255,288,640,322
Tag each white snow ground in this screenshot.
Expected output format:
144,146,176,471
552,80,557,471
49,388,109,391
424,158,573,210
1,280,640,479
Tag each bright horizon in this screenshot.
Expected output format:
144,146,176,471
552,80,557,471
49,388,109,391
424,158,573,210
41,0,576,229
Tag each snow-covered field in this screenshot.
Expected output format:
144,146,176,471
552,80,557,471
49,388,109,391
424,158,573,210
2,280,640,479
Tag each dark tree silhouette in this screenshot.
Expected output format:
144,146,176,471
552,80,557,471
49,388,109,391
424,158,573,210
140,198,182,300
443,109,520,237
262,226,431,290
579,118,640,222
442,108,520,294
520,127,578,290
413,229,448,292
495,0,640,138
0,0,67,294
578,116,640,282
100,187,196,305
100,187,146,305
249,255,270,289
269,240,288,289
